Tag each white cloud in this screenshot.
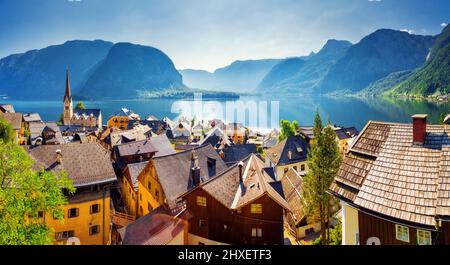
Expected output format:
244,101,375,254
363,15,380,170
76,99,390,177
400,29,415,34
441,23,448,27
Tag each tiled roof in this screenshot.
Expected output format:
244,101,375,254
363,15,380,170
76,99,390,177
198,127,231,147
0,112,22,130
150,134,176,157
266,135,310,166
0,104,15,113
110,125,152,147
73,108,101,118
335,127,359,140
26,143,116,187
118,206,187,245
151,144,228,208
220,144,258,165
127,161,147,190
196,154,291,211
330,121,450,227
116,139,158,157
281,168,305,224
23,113,42,123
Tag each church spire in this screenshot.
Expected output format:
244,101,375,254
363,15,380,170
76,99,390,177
64,66,71,100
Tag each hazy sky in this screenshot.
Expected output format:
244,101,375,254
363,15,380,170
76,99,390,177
0,0,449,71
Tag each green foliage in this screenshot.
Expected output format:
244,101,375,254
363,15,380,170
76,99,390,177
257,146,266,158
312,223,342,245
75,101,85,110
388,26,450,97
57,113,64,126
302,111,342,245
0,141,75,245
0,117,15,144
278,120,299,141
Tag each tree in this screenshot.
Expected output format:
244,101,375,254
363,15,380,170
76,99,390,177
0,141,75,244
75,101,85,110
57,113,64,126
302,111,342,245
278,120,298,141
0,117,15,143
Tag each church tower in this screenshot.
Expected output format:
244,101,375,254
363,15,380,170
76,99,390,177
63,67,73,125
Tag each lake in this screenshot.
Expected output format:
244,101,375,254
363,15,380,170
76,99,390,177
1,95,448,131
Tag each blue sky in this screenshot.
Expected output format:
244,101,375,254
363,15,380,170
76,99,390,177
0,0,449,71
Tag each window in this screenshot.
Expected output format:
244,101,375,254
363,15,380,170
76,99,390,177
90,204,100,214
251,228,263,238
284,168,288,174
395,224,410,243
147,181,151,191
196,196,207,207
293,166,297,171
89,225,100,235
199,219,206,228
147,202,153,212
250,203,263,214
55,230,74,240
140,193,142,201
417,230,432,245
155,189,159,200
38,211,44,218
68,208,79,218
301,164,306,171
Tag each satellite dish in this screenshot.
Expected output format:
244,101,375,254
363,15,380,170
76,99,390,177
66,237,81,245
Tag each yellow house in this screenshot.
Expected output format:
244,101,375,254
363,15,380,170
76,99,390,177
26,143,117,245
265,135,310,181
107,108,140,130
121,144,228,219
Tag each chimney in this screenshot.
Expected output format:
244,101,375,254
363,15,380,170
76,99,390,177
238,161,244,182
288,150,292,160
412,114,427,145
191,166,201,186
56,149,62,164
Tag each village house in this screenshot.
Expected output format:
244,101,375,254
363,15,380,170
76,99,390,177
0,111,24,144
23,113,43,128
299,125,359,155
113,139,158,172
117,206,189,245
171,119,192,138
107,108,141,130
265,135,310,181
330,114,450,245
220,122,246,144
282,168,321,240
103,124,152,149
26,143,117,245
63,68,102,128
198,126,231,149
218,143,258,166
181,154,291,245
0,104,15,113
121,144,228,219
262,128,280,149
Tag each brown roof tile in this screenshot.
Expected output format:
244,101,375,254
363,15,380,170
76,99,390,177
26,143,116,187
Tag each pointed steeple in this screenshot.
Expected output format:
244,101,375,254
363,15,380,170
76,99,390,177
64,66,71,100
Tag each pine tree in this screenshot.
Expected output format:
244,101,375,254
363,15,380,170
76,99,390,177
302,111,342,245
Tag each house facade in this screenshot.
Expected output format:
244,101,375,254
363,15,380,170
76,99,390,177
330,115,450,245
265,135,310,181
26,143,117,245
181,154,291,245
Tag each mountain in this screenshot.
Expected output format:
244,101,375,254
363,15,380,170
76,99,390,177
0,40,114,99
387,25,450,96
257,39,352,93
77,42,185,99
320,29,435,93
358,70,413,96
179,59,281,92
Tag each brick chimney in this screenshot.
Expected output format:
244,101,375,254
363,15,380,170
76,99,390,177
238,161,244,183
56,149,62,164
412,114,427,145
